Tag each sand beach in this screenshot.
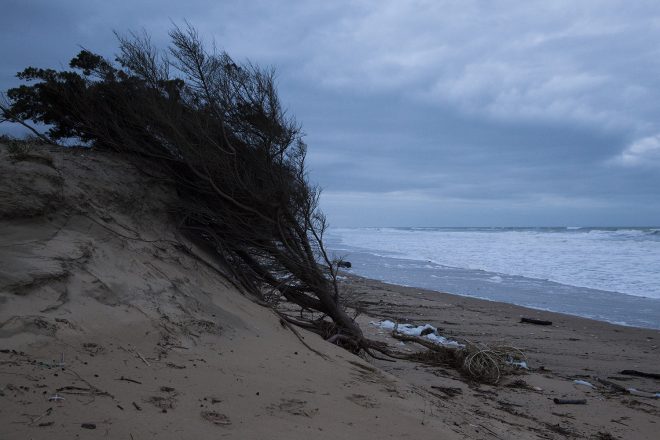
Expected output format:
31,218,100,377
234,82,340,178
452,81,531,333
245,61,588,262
349,275,660,439
1,144,658,439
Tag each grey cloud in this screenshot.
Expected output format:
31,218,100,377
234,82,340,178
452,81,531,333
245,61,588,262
295,2,660,136
1,1,659,226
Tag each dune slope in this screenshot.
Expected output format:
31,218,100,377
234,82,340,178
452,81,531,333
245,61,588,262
0,144,456,439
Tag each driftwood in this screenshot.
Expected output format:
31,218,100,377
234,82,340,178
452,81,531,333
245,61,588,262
553,398,586,405
390,327,526,384
391,329,447,351
520,317,552,326
620,370,660,380
118,376,142,384
596,377,627,393
597,377,659,399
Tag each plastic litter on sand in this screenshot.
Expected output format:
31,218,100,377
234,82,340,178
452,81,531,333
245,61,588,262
370,320,464,347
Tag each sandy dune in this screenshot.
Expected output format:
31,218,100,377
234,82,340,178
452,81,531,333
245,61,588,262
0,144,456,439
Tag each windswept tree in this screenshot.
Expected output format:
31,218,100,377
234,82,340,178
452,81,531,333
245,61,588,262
1,25,369,351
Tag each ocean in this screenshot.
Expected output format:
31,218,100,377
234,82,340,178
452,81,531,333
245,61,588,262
326,227,660,330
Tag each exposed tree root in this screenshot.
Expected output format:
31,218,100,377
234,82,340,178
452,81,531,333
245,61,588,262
388,329,526,384
272,310,329,360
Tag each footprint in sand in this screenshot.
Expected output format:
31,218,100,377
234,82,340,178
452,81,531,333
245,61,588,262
346,393,380,408
81,342,105,355
201,410,231,426
145,387,178,411
267,398,319,417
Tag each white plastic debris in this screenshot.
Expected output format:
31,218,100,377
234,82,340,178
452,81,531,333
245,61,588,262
370,320,463,347
626,388,660,399
506,358,529,370
573,379,595,388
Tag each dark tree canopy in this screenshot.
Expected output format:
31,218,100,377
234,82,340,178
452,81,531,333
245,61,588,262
1,25,368,350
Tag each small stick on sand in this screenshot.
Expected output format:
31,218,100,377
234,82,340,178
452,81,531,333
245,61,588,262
553,398,586,405
620,370,660,380
118,376,142,384
133,349,150,366
29,407,53,425
520,317,552,326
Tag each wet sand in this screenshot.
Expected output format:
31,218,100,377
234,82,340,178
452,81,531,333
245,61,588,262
346,274,660,439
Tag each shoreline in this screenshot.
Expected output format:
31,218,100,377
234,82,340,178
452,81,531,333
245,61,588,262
352,273,658,331
330,249,660,330
344,274,660,439
327,226,660,304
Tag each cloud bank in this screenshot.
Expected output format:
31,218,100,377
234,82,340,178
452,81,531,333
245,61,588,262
2,0,660,225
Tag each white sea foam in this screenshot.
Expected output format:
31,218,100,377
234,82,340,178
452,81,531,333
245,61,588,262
330,227,660,299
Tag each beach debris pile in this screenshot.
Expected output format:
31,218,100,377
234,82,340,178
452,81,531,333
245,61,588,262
371,319,527,384
371,320,529,384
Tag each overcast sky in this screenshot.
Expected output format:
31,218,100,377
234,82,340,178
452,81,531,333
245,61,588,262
2,1,660,227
